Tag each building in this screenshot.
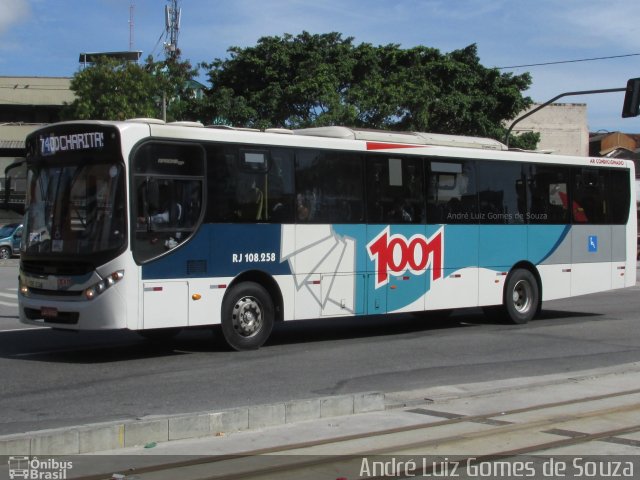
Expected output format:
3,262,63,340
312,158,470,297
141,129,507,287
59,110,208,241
589,131,640,161
510,103,589,156
0,76,74,176
0,76,74,222
0,76,74,123
0,124,32,223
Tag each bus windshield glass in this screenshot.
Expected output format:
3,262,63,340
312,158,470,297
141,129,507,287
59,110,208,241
22,162,126,255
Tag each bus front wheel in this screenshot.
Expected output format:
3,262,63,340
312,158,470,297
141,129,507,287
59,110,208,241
221,282,274,351
503,269,539,324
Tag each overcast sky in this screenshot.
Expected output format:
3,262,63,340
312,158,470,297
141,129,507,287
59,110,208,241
1,0,639,132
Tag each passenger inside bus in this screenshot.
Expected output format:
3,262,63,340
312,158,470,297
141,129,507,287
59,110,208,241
143,201,183,226
135,179,186,251
136,180,183,227
296,193,310,221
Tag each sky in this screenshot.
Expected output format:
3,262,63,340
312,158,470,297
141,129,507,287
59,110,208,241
1,0,639,133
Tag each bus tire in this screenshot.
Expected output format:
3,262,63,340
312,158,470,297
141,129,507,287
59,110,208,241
503,269,539,324
221,282,274,351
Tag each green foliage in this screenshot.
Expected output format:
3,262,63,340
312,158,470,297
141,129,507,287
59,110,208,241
62,57,157,120
200,32,358,128
144,52,202,122
506,131,541,150
200,32,536,146
62,53,200,122
62,32,536,148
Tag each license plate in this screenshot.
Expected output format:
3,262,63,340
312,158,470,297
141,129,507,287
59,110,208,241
40,307,58,318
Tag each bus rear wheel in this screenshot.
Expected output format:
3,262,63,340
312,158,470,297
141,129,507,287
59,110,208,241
221,282,274,351
503,269,539,324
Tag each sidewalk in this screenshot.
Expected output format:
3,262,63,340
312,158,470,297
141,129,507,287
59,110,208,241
97,361,640,457
2,361,640,457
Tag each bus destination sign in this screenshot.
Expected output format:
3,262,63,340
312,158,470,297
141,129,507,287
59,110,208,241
39,131,105,156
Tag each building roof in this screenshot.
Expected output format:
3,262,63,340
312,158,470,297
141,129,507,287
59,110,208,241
0,123,46,150
79,51,142,63
0,76,74,106
0,140,25,150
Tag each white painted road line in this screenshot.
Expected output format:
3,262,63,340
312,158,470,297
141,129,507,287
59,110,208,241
0,327,47,333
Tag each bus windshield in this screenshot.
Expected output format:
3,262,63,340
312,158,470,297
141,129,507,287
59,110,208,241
22,162,126,256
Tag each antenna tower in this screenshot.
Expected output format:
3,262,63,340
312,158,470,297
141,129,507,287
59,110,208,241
164,0,181,59
129,2,135,51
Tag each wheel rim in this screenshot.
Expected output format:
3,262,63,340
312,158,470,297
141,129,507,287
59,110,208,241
512,279,532,314
0,248,8,259
231,295,263,338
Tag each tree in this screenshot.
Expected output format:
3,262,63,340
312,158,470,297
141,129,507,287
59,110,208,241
62,57,158,120
62,53,201,122
200,32,358,129
201,32,538,148
144,52,202,122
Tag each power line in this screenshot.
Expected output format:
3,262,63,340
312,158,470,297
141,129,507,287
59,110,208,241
149,29,166,59
496,52,640,70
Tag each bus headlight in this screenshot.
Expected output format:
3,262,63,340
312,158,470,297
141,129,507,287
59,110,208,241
19,277,29,297
84,270,124,300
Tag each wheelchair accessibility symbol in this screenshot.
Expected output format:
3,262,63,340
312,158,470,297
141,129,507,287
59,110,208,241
588,235,598,253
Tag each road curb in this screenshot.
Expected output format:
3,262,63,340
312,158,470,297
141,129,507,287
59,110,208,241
0,391,385,455
384,362,640,409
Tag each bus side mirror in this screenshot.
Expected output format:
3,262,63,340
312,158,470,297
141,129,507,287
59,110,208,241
622,77,640,118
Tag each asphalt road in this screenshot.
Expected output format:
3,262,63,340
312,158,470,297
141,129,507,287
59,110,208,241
1,261,639,436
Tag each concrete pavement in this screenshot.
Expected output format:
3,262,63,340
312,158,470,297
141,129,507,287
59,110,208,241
2,361,640,457
1,259,638,479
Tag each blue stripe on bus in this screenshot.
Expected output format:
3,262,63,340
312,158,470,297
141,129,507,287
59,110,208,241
141,224,292,280
141,223,571,312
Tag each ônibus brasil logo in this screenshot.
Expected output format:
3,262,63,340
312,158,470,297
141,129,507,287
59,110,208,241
367,226,444,289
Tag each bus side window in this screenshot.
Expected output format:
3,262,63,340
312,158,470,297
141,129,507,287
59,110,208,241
208,149,239,222
573,168,606,224
608,169,630,224
182,180,203,226
528,164,570,224
267,149,295,223
207,146,294,223
295,150,364,224
366,156,424,224
426,159,477,224
477,161,527,224
132,142,205,263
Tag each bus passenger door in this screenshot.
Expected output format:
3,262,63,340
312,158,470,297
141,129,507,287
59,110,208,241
142,281,189,329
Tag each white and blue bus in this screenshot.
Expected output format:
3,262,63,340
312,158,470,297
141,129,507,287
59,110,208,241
18,120,636,350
